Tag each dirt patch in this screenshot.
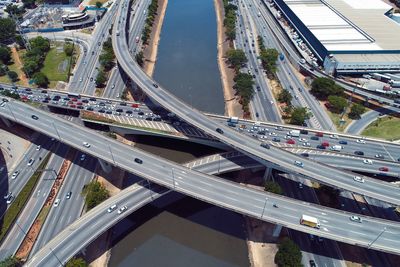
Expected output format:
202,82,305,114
10,47,29,86
16,150,74,261
214,0,243,118
142,0,168,77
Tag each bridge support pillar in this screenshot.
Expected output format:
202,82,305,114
0,117,12,127
272,225,282,238
263,167,273,182
98,159,112,173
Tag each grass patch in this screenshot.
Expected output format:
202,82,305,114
41,46,72,84
0,49,27,86
0,153,51,241
361,116,400,141
326,111,352,132
89,0,108,5
36,206,51,223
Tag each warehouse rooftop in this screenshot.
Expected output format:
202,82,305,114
283,0,400,52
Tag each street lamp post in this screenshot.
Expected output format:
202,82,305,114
108,144,116,165
49,247,64,266
172,168,176,188
368,227,387,249
261,197,268,219
6,102,17,122
52,121,62,141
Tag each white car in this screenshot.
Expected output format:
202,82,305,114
303,142,311,147
118,205,128,214
299,138,307,142
350,215,362,223
363,159,373,165
36,145,41,151
53,198,60,207
269,132,277,136
294,161,304,168
83,142,91,148
356,139,366,144
80,154,86,161
11,170,19,179
107,204,117,213
353,176,365,183
329,134,339,139
27,158,35,166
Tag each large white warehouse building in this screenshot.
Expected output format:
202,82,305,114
272,0,400,75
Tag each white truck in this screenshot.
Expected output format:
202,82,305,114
330,145,343,151
300,215,320,229
288,129,300,137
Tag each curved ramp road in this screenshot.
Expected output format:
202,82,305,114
111,0,400,205
26,152,400,266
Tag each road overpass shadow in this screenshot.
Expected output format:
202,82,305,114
0,146,10,233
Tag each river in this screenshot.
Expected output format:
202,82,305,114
153,0,225,114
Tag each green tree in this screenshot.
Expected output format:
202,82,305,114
327,95,347,113
260,48,279,76
15,35,25,48
4,4,25,19
274,238,302,267
264,181,283,195
277,89,292,105
226,49,247,69
95,70,107,87
0,18,16,44
29,36,50,53
348,103,365,119
22,58,41,77
82,181,109,210
95,1,102,8
22,0,36,8
7,70,18,82
66,257,88,267
290,107,310,126
0,255,21,267
135,51,144,67
233,72,254,106
63,42,74,56
0,46,11,64
0,64,8,76
32,72,49,88
99,52,114,70
310,77,344,99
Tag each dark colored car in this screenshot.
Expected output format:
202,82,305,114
153,83,159,88
309,260,316,267
31,115,39,120
216,128,224,134
339,140,348,145
300,129,308,134
126,110,133,114
310,136,319,141
354,151,364,156
134,158,143,164
138,111,144,115
316,145,326,149
301,153,309,157
272,137,281,142
260,143,270,149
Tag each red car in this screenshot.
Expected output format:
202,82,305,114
70,104,76,108
76,102,83,106
316,132,324,137
131,103,139,108
72,98,78,102
379,167,389,172
286,139,296,145
321,141,329,147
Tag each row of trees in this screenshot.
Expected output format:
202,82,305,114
257,36,279,78
141,0,159,45
311,77,365,119
225,48,254,113
264,181,283,195
222,0,237,41
274,238,302,267
82,181,110,210
96,37,115,87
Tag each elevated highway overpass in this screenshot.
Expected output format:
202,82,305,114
26,147,400,266
112,0,400,204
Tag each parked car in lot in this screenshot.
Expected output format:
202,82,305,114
310,136,319,141
356,139,366,144
286,139,295,145
339,140,348,145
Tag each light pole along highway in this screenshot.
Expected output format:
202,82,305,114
2,99,400,261
112,0,400,205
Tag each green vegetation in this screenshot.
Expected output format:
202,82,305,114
0,154,50,241
274,238,302,267
66,257,88,267
327,95,347,113
99,37,115,71
95,1,102,8
0,46,11,64
21,0,35,9
277,89,292,106
264,181,283,195
95,69,106,87
7,71,17,82
63,41,74,56
32,72,49,87
226,49,247,70
318,185,340,207
362,116,400,141
233,73,254,110
310,77,344,99
4,4,25,19
135,51,144,67
289,107,310,126
41,46,73,87
0,89,20,99
82,181,110,210
142,0,159,44
22,36,50,78
0,256,21,267
222,0,238,41
257,35,279,77
0,18,16,44
348,103,365,119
